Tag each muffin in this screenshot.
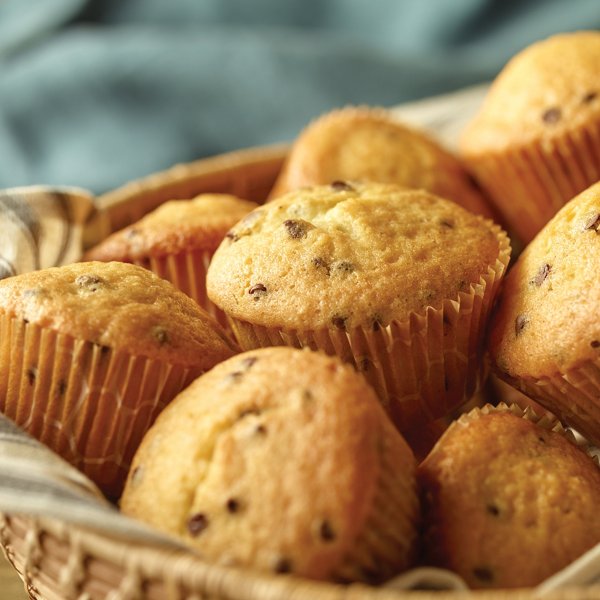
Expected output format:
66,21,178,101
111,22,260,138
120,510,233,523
121,347,419,583
489,181,600,446
0,261,238,497
270,106,493,218
418,403,600,589
84,194,259,325
460,31,600,244
207,182,510,432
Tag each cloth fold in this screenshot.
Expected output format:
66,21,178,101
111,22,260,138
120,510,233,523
0,0,597,194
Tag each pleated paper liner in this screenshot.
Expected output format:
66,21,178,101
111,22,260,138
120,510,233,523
133,249,229,329
0,314,202,499
465,118,600,244
499,360,600,449
226,221,510,433
333,415,419,584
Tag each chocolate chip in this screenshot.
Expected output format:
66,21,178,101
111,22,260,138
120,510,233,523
283,219,309,239
531,263,551,286
238,406,261,418
473,567,494,583
248,283,267,299
333,261,354,274
152,327,169,345
226,371,244,384
273,557,292,574
187,513,209,536
226,498,240,513
57,380,67,396
312,257,330,275
75,274,103,291
225,231,239,242
538,436,546,443
240,356,258,370
486,504,500,517
100,344,110,355
331,315,347,330
584,214,600,232
583,91,598,104
591,340,600,348
515,315,528,336
542,107,561,124
26,368,36,386
255,424,267,435
331,180,354,192
440,219,454,229
319,520,336,541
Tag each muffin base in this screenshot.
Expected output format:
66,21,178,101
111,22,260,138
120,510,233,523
226,222,510,432
0,315,201,498
499,361,600,448
465,118,600,244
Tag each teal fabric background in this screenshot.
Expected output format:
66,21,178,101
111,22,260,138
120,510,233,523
0,0,598,194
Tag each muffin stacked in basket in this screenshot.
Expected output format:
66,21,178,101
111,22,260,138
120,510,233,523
4,29,600,592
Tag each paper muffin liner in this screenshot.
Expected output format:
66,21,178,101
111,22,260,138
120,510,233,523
133,249,229,329
226,222,511,432
465,118,600,244
332,414,419,583
501,360,600,449
0,314,201,499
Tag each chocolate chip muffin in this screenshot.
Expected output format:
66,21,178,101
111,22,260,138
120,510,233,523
419,403,600,589
207,182,510,432
460,31,600,244
121,347,419,583
85,194,258,327
0,261,238,497
489,181,600,446
270,106,492,218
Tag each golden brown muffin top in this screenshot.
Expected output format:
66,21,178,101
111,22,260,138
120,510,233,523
85,194,259,261
0,261,237,367
121,346,416,580
489,181,600,379
207,182,505,330
418,406,600,589
270,106,492,217
461,31,600,155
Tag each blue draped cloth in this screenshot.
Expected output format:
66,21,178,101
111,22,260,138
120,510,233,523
0,0,598,194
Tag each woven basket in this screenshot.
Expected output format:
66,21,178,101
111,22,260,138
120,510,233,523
1,145,598,600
